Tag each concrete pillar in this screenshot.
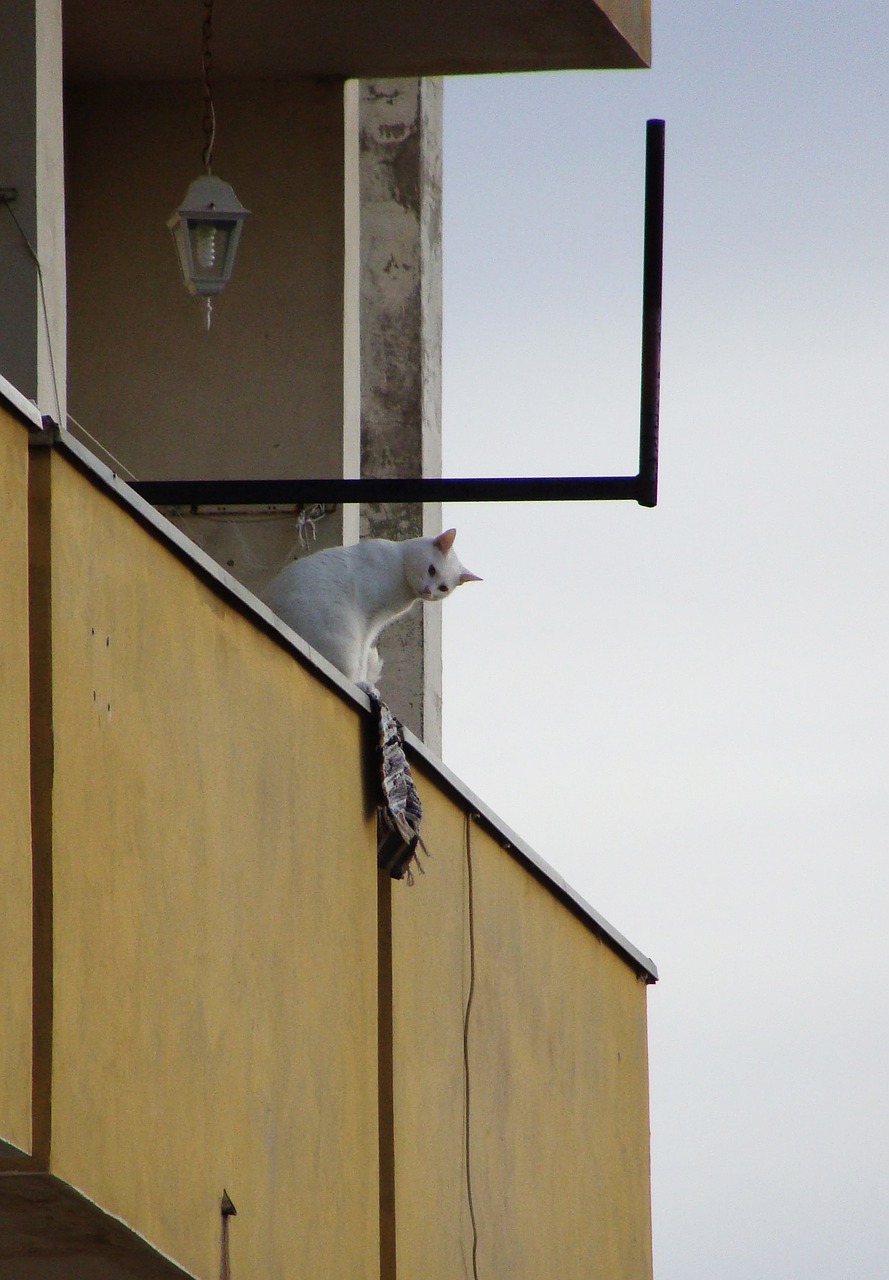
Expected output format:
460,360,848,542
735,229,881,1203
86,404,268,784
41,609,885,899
0,0,66,422
357,78,443,752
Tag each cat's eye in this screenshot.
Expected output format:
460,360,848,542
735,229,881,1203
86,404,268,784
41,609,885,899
428,564,437,576
438,584,448,593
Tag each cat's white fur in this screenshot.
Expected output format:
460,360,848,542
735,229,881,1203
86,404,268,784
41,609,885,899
263,528,480,685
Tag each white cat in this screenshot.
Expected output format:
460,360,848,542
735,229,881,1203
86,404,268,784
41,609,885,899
263,528,481,685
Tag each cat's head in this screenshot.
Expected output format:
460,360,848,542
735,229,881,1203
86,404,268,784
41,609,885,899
405,529,482,602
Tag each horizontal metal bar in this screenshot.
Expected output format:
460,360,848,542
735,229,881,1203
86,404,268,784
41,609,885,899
128,121,665,517
128,475,646,507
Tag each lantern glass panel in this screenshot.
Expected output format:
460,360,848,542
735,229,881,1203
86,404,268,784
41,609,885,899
187,219,234,283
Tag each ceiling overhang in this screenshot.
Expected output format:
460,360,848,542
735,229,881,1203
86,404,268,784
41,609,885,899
63,0,650,84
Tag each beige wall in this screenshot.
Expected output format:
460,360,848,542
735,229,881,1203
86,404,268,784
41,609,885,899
65,77,352,475
0,410,33,1157
66,76,359,595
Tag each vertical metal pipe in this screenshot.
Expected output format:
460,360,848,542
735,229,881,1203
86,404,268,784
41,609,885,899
637,119,665,508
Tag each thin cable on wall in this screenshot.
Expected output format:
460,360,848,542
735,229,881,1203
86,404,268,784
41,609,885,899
463,810,481,1280
0,193,63,428
0,210,144,478
67,412,139,480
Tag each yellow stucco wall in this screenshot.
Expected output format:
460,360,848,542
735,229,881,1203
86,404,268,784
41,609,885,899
391,774,654,1280
47,450,380,1279
0,409,33,1156
0,426,653,1276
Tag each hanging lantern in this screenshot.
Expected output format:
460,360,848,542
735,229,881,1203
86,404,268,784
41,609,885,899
168,174,250,321
167,0,249,330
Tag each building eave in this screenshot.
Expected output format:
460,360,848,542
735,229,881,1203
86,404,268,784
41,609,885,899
63,0,651,85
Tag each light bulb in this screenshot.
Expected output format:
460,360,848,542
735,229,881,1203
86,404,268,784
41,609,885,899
194,224,218,271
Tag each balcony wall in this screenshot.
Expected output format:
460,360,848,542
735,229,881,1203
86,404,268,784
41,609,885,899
44,438,380,1279
0,397,654,1280
392,779,653,1278
0,405,33,1158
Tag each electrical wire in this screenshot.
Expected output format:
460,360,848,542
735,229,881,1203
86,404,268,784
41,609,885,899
201,0,216,172
66,412,138,480
463,810,481,1280
1,195,63,428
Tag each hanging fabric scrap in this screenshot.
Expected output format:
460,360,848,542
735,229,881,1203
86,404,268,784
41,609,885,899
360,683,429,883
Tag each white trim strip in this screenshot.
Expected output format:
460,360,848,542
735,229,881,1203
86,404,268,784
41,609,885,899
0,372,46,430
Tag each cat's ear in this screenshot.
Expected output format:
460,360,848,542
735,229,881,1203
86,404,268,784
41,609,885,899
433,528,457,554
458,569,483,584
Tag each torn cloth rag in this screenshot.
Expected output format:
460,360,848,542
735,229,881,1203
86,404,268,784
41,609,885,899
360,683,429,881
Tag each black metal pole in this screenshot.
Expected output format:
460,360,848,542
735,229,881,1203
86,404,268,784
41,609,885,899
129,474,641,507
637,118,665,509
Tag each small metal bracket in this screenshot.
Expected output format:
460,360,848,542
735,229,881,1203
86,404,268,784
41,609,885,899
27,417,61,447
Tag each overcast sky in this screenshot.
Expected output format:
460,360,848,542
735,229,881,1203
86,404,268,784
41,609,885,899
439,3,889,1276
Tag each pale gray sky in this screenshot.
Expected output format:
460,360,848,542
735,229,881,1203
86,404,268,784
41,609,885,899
440,3,889,1276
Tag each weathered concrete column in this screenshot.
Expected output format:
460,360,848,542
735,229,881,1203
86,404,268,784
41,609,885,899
0,0,66,422
357,78,443,752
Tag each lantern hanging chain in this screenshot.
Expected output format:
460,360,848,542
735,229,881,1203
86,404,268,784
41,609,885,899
201,0,216,174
